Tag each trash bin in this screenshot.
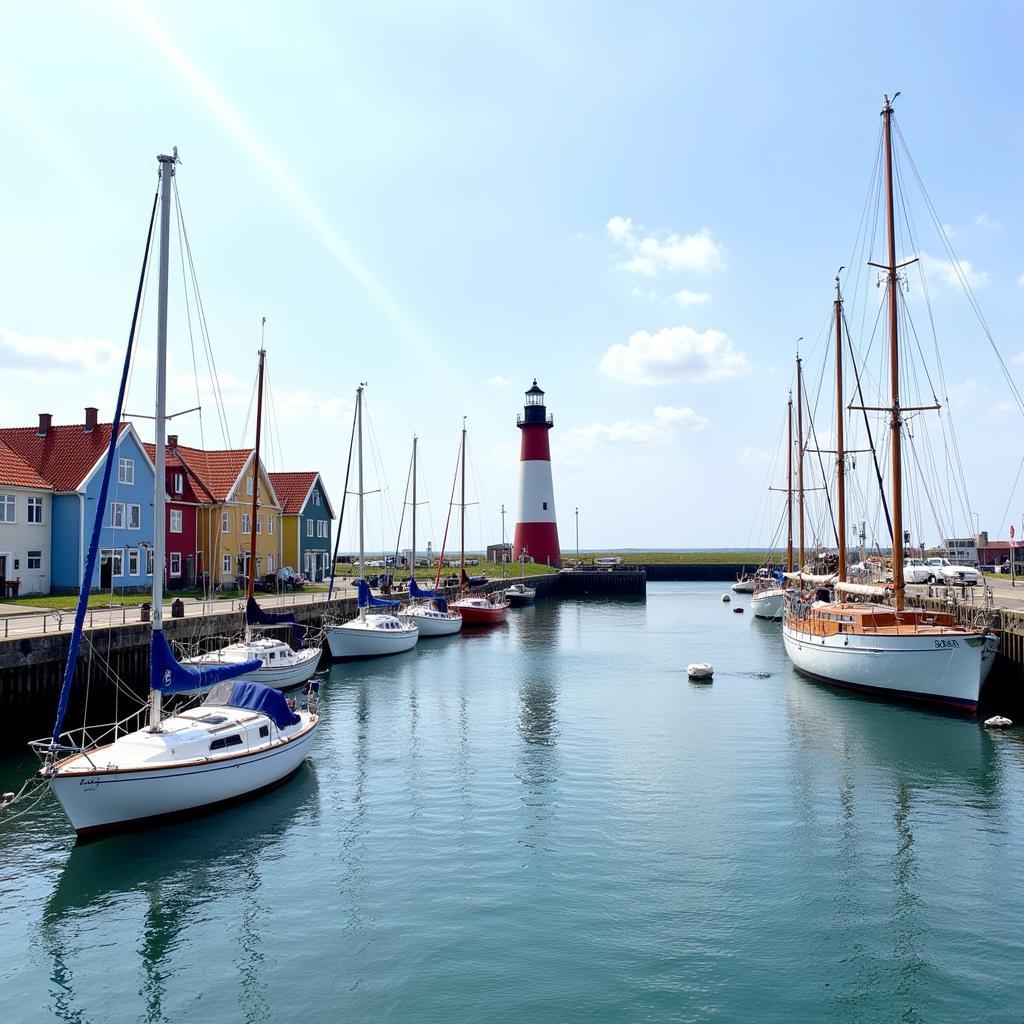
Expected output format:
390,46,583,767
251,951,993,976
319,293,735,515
171,598,185,619
140,602,151,623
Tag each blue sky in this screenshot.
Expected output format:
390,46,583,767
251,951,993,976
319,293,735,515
2,1,1023,551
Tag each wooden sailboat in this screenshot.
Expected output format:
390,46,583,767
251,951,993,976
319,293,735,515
449,420,509,626
31,152,318,837
781,97,998,712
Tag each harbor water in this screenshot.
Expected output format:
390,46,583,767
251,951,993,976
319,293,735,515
2,582,1023,1022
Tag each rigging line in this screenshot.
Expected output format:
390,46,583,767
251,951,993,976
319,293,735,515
393,445,414,568
172,177,205,423
434,435,464,589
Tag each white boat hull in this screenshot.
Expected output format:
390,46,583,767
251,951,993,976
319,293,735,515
48,719,318,837
325,617,419,659
782,618,998,711
186,647,322,690
731,579,756,593
397,609,462,637
751,588,785,620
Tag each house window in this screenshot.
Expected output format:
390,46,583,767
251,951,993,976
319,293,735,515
101,548,124,576
267,554,274,572
242,513,250,534
256,516,262,534
222,511,229,533
0,494,14,523
268,516,274,535
27,550,41,570
223,553,232,575
307,519,314,538
246,476,253,496
173,472,183,494
147,548,154,575
27,497,43,524
170,509,183,534
312,490,320,507
118,458,135,485
128,549,140,576
318,520,328,539
110,502,125,529
128,504,141,529
170,552,182,577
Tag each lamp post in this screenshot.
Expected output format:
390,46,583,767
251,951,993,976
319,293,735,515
575,507,579,562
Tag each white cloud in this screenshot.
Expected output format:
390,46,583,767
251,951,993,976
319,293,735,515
1017,273,1024,288
630,287,658,302
560,404,708,453
652,405,708,429
606,216,725,276
0,324,122,377
974,212,1001,231
600,325,751,386
921,252,989,291
672,289,712,306
485,375,511,388
738,446,771,466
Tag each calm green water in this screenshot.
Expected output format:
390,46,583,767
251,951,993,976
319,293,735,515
2,582,1023,1023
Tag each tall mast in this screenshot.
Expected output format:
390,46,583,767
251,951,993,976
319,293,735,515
796,352,805,572
357,385,365,584
411,435,417,577
246,335,266,600
150,151,175,731
882,94,905,611
460,418,466,576
834,276,847,584
500,504,506,580
786,393,793,573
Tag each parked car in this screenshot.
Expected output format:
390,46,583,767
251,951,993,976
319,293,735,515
923,557,981,586
902,558,932,584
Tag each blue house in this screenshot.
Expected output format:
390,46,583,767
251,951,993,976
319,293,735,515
0,410,156,592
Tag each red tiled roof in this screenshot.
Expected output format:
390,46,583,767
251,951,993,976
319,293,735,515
0,438,52,490
0,423,128,492
171,446,251,502
142,443,216,504
269,471,318,514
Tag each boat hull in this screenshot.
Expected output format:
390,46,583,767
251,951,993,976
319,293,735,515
751,588,785,620
506,589,536,607
48,719,318,837
325,619,419,659
396,610,462,637
186,647,322,690
782,619,998,712
454,603,509,626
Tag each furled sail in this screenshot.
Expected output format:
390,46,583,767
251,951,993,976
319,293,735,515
358,579,400,609
834,581,889,599
202,679,300,729
245,596,307,647
150,631,261,694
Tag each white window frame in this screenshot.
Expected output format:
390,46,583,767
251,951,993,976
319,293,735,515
223,553,232,575
241,513,250,534
170,552,182,577
27,497,43,524
268,516,274,535
27,550,42,570
267,554,274,573
246,476,253,496
101,548,124,577
127,504,141,530
147,548,154,576
256,516,262,534
110,502,125,529
128,549,140,576
0,494,15,524
170,509,183,534
118,458,135,485
221,511,229,533
312,490,320,507
173,472,184,494
307,519,314,538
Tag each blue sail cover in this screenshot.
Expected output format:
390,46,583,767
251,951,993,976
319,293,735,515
358,579,400,609
225,680,300,729
409,576,437,599
150,630,262,694
771,569,786,584
245,596,308,647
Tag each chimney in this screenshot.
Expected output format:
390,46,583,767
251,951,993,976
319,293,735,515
167,434,178,449
37,413,52,437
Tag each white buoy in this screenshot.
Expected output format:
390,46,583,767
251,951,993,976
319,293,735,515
984,715,1013,728
722,594,731,603
688,662,714,681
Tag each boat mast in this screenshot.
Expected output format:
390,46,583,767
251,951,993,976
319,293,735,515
786,393,793,573
500,504,506,580
835,275,847,584
150,151,175,731
246,337,266,600
796,351,805,572
357,385,365,587
882,94,905,611
411,434,417,579
460,418,466,579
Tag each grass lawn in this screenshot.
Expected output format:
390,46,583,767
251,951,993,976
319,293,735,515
570,551,783,565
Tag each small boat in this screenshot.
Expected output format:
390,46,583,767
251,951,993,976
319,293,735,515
731,573,757,594
184,634,321,690
453,593,510,626
505,582,536,606
688,663,714,681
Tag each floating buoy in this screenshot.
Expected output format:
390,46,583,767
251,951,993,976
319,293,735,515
733,606,744,614
722,594,731,603
688,662,713,681
984,715,1013,728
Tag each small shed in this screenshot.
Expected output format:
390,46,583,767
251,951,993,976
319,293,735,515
487,543,512,563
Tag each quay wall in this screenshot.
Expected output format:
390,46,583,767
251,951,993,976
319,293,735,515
0,571,644,749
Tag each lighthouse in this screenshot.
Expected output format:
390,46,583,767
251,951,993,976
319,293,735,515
513,380,561,568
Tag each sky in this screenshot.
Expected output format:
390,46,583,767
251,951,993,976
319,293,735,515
2,0,1024,552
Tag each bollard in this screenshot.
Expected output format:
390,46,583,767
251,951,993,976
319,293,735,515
140,602,151,623
171,598,185,619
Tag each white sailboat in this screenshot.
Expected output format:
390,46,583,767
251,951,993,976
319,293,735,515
782,98,998,712
325,386,419,659
31,151,318,838
397,436,462,637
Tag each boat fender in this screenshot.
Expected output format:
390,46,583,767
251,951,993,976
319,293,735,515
733,607,744,614
984,716,1013,728
722,595,731,603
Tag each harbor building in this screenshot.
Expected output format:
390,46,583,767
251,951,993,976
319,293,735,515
270,471,335,581
0,439,53,595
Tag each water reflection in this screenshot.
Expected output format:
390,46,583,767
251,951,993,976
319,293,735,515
40,764,319,1024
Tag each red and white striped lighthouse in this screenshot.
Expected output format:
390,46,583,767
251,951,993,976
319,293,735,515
513,379,561,568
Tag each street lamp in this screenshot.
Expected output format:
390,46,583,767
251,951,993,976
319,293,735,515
971,511,980,536
575,507,579,561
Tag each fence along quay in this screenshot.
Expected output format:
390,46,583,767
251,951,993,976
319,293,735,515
0,570,646,748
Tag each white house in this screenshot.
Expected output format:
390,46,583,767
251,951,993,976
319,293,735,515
0,439,53,595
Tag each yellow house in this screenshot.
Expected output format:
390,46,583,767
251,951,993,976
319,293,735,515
175,446,282,588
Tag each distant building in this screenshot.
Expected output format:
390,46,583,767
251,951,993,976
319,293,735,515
0,438,53,595
487,543,512,563
943,536,978,565
270,471,335,581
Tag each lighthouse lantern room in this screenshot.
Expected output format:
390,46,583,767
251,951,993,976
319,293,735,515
513,379,561,568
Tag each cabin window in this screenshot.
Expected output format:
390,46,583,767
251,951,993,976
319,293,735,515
542,502,548,510
27,550,41,570
173,472,184,494
170,509,183,534
210,734,243,751
197,714,227,725
0,494,14,523
170,552,182,577
118,458,134,485
27,497,43,524
268,652,275,660
259,725,269,738
128,549,140,576
242,513,250,534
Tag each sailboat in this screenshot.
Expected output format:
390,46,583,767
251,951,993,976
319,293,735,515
396,436,462,637
324,386,419,658
449,420,509,626
30,152,318,838
184,346,322,689
782,97,998,712
505,524,536,606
